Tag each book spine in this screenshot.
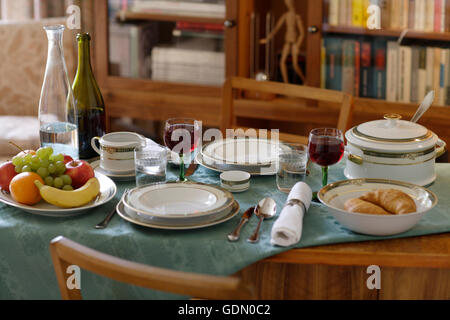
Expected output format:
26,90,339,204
408,0,416,29
329,0,340,25
342,40,355,95
325,37,343,91
352,0,364,26
401,0,410,29
176,21,224,32
354,41,361,97
346,0,353,26
339,0,348,26
321,39,327,88
446,0,450,31
435,0,442,32
380,0,390,29
373,39,387,99
445,49,450,105
386,41,399,102
438,49,447,105
433,48,442,104
417,47,427,102
415,0,426,30
425,47,435,94
360,41,372,97
410,46,420,103
399,46,412,103
441,0,446,31
425,0,435,32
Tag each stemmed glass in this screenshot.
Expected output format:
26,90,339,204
164,118,201,182
308,128,345,188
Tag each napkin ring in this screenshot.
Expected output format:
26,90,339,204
284,198,307,213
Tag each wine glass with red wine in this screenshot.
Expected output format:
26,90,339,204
308,128,345,188
164,118,200,181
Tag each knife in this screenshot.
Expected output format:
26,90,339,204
227,206,256,242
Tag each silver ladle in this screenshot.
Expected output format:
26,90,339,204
410,91,435,123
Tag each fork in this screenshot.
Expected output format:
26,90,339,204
95,188,129,229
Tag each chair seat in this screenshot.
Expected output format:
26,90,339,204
0,116,40,156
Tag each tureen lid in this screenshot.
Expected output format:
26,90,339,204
353,114,432,142
346,114,438,152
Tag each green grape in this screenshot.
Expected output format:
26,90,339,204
21,165,32,172
53,177,64,189
12,156,22,166
36,167,49,178
62,185,73,191
61,175,72,185
36,148,47,159
48,163,56,174
44,147,54,157
14,165,23,173
40,159,50,168
50,153,64,162
55,161,66,174
44,176,54,186
23,154,32,163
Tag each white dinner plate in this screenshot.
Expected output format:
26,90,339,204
91,160,136,181
116,200,240,230
195,153,277,176
202,138,290,166
122,181,234,219
0,172,117,217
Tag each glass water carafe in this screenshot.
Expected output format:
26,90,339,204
38,25,79,159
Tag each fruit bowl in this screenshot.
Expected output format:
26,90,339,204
0,172,116,217
317,178,438,236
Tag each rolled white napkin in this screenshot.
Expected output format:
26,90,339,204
271,182,313,247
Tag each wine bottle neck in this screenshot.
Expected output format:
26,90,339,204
77,39,93,74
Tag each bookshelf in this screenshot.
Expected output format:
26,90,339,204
93,0,252,133
92,0,450,149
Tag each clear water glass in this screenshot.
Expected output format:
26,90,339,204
277,144,308,193
135,145,168,187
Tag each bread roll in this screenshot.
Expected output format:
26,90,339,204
360,189,416,214
344,198,392,215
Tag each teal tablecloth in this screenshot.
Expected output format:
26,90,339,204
1,161,450,299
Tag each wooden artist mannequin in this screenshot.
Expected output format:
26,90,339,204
260,0,305,83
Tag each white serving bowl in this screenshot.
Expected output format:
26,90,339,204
318,179,438,236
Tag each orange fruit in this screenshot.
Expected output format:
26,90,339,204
10,172,44,205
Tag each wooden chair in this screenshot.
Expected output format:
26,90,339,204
49,236,255,300
221,77,354,144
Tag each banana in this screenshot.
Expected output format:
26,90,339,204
34,178,100,208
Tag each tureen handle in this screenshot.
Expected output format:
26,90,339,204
436,138,446,158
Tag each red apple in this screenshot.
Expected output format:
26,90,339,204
65,160,95,189
0,161,18,192
63,155,74,164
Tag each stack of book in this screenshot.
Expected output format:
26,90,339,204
151,46,225,86
322,36,450,106
129,0,226,19
328,0,448,32
109,22,159,79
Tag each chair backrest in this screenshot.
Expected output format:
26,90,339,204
49,236,255,300
221,77,354,138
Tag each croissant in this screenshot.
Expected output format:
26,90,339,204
360,189,416,214
344,198,392,215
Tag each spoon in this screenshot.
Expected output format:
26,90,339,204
410,91,435,123
247,197,277,243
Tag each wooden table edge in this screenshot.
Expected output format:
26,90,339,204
263,233,450,269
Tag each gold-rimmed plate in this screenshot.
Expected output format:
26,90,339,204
116,200,240,230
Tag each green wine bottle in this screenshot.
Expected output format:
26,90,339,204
72,33,106,160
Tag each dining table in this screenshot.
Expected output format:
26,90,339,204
0,157,449,300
